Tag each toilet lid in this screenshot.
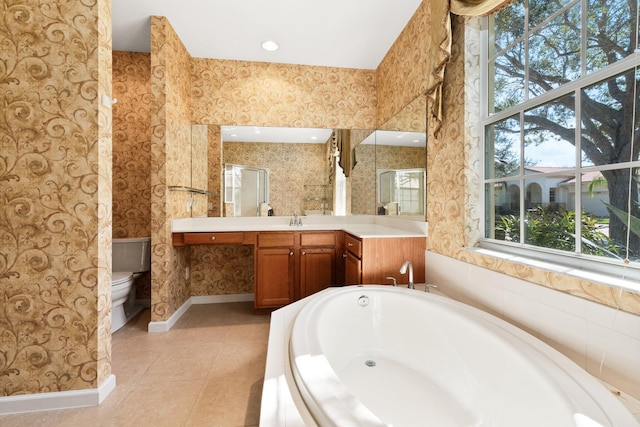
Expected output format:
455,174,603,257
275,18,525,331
112,271,133,286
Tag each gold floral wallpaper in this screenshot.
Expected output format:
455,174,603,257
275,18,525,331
112,51,152,239
207,125,223,217
350,144,377,215
191,59,377,129
149,16,192,322
223,142,327,217
111,51,152,299
190,245,254,296
0,0,112,396
376,1,430,128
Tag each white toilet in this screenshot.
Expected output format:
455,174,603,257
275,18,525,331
112,237,151,332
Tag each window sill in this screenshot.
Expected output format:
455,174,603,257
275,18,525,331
466,245,640,295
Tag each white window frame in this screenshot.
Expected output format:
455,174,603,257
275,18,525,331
479,1,640,288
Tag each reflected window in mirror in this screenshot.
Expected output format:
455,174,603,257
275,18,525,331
378,168,426,217
224,164,269,217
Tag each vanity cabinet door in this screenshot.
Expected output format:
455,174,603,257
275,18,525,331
255,247,295,309
299,247,335,298
345,250,362,285
344,233,363,285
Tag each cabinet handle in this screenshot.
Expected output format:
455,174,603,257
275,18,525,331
289,251,294,256
343,253,347,258
302,251,306,255
211,236,216,241
347,242,353,247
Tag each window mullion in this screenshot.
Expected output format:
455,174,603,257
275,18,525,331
575,89,583,255
580,0,587,78
519,110,526,245
524,0,530,102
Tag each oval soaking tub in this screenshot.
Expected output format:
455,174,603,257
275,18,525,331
289,285,638,427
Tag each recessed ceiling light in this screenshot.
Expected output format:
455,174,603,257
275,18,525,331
261,40,279,52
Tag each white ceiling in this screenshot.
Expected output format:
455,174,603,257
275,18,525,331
112,0,422,69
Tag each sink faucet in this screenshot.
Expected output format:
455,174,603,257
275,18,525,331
400,261,414,289
289,214,302,227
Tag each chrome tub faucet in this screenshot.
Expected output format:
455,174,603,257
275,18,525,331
400,261,414,289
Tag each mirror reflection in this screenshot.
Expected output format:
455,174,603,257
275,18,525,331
223,164,270,217
219,125,426,218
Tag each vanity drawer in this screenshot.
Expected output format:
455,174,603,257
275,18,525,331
183,232,244,245
300,231,336,247
344,233,362,258
257,232,295,248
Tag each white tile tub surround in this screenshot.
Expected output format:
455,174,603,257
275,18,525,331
426,250,640,416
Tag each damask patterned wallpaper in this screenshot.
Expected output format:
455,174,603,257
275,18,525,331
0,0,112,396
190,58,377,129
350,144,376,215
376,0,430,128
149,16,192,322
190,245,254,296
207,125,223,217
112,51,152,238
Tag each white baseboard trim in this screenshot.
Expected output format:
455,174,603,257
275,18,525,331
147,298,192,333
191,293,254,304
147,293,253,332
0,374,116,415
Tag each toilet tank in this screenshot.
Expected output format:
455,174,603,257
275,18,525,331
113,237,151,273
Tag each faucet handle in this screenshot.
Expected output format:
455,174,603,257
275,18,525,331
425,284,438,293
385,276,397,286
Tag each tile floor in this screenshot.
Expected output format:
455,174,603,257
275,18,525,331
0,302,271,427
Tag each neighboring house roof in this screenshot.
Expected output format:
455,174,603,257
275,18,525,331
524,166,604,184
524,166,574,175
563,171,604,184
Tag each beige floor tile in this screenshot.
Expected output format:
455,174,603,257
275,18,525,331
208,341,267,378
0,303,270,427
186,375,263,427
111,349,160,385
104,378,206,427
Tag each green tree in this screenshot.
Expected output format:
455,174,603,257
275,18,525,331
492,0,640,256
496,205,620,257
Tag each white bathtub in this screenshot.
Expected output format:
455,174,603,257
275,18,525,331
288,285,639,427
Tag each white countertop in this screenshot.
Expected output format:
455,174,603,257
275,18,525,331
172,215,427,238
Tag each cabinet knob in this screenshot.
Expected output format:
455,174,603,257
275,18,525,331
347,242,353,247
289,251,294,256
302,251,306,256
211,236,216,241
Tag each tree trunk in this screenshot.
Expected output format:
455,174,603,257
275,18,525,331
603,169,640,258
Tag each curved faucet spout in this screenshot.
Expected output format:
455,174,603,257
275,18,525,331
400,261,414,289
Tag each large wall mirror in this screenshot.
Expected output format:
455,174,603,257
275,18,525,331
192,92,427,220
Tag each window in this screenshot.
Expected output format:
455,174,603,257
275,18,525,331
378,168,426,216
482,0,640,278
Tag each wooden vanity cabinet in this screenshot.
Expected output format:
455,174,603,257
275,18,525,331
254,231,338,309
343,232,426,286
299,231,336,299
344,233,363,285
255,232,296,309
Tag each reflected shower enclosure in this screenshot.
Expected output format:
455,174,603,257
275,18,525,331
224,164,269,217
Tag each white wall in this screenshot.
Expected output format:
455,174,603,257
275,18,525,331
425,251,640,403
